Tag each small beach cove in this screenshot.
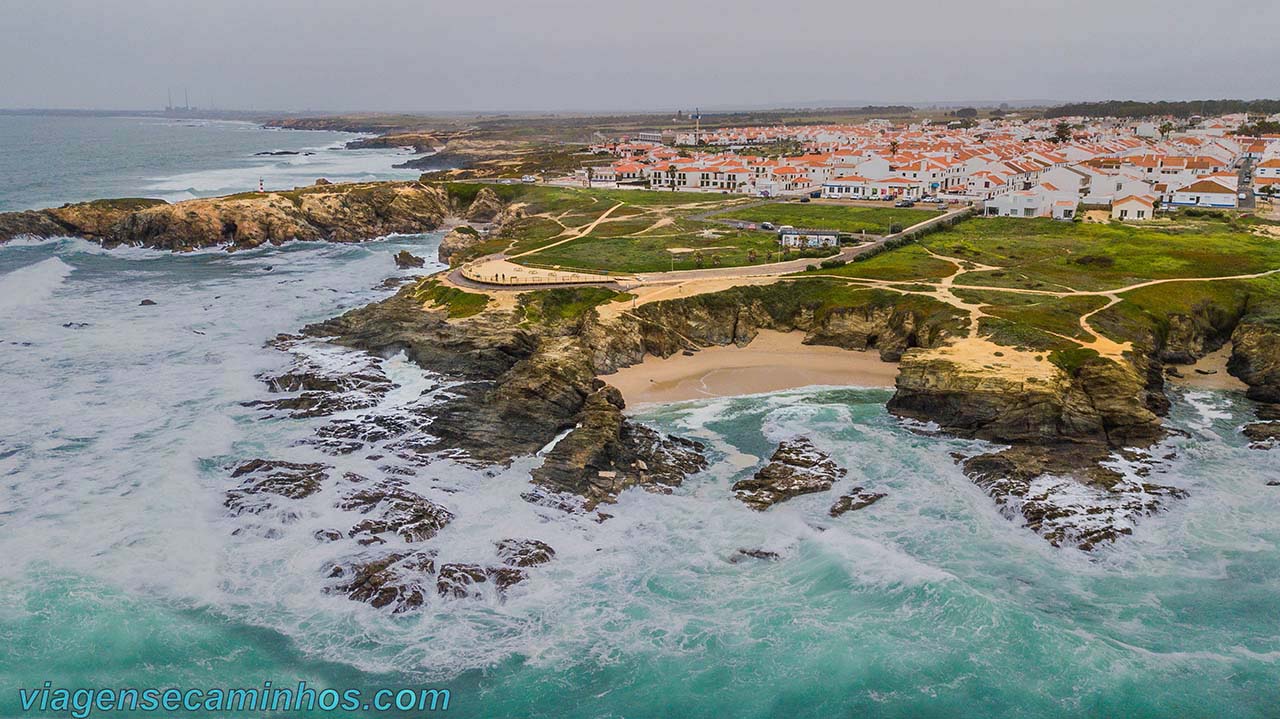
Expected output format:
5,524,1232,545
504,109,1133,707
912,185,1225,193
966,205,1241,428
605,329,898,405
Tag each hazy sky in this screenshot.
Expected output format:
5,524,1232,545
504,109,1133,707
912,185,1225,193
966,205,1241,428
2,0,1277,112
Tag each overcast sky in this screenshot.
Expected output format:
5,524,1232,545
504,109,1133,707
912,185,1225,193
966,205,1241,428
2,0,1276,112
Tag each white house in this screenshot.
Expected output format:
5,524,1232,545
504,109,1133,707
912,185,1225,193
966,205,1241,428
1111,194,1156,221
1169,178,1238,208
984,185,1076,218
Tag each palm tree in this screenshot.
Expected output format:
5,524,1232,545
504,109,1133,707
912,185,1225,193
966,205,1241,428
666,164,677,192
585,166,594,188
1159,122,1174,139
889,140,900,156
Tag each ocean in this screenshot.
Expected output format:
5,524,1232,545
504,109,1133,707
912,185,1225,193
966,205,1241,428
1,117,1279,718
0,114,422,212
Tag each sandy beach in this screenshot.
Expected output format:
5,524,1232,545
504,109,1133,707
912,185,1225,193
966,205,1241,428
1168,344,1249,392
604,329,898,405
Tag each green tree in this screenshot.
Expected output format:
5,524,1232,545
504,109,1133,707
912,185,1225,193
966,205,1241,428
1053,122,1073,143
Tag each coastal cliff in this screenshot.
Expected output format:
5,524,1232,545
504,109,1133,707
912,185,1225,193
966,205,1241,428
0,181,453,251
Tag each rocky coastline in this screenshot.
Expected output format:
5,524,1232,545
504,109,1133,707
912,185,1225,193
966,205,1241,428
0,180,453,251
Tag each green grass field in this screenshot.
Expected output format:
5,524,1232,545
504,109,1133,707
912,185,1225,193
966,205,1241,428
920,218,1280,292
519,228,832,273
714,203,939,235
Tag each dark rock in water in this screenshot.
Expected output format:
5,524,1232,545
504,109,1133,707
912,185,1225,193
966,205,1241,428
1243,421,1280,449
263,266,273,272
225,459,330,515
314,528,344,542
1165,366,1184,378
139,299,157,306
829,488,887,517
325,550,437,613
531,386,709,508
378,276,411,289
338,481,454,543
520,487,587,514
436,563,488,599
1267,480,1280,487
394,250,425,269
254,150,302,156
961,445,1187,551
496,538,556,567
732,437,846,510
487,566,528,593
62,322,90,329
246,344,394,418
729,548,780,563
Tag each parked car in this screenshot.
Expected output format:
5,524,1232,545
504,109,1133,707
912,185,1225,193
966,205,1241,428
799,196,811,203
894,199,915,207
521,175,538,183
760,222,775,231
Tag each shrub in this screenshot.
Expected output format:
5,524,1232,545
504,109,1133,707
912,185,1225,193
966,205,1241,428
819,258,847,269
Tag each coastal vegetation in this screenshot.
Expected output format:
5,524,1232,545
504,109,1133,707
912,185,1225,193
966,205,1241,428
410,278,490,318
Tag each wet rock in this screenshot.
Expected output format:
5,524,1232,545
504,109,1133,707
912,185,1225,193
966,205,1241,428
338,481,454,543
732,437,846,510
1243,421,1280,449
436,563,488,599
1231,322,1280,403
829,488,887,517
325,550,437,613
314,528,344,542
62,322,90,329
225,459,330,515
729,548,780,563
487,567,527,593
437,226,483,264
1257,404,1280,421
139,299,157,306
531,386,708,508
495,538,556,567
394,250,425,269
246,343,394,419
961,445,1187,550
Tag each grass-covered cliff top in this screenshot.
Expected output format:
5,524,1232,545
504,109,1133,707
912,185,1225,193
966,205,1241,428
793,214,1280,358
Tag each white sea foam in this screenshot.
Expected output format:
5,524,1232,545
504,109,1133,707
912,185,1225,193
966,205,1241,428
0,257,73,310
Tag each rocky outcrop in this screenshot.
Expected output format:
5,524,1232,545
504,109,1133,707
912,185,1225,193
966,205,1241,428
1230,321,1280,403
531,386,708,508
888,344,1163,447
1243,421,1280,449
437,226,483,264
0,182,451,251
961,445,1187,550
325,551,437,613
225,459,330,516
463,187,505,223
829,488,886,517
732,438,846,510
394,250,425,269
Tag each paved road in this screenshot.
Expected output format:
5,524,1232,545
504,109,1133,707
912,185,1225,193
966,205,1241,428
1239,157,1256,211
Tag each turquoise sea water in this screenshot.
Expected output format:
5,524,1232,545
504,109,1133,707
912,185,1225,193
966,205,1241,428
1,120,1279,717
